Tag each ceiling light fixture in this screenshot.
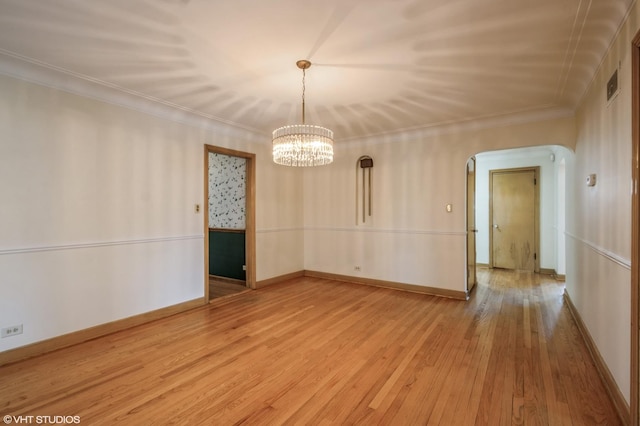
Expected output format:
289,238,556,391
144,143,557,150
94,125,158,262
272,60,334,167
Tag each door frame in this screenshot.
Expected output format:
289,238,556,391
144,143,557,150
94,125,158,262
630,28,640,426
488,166,540,272
204,145,256,302
466,157,477,296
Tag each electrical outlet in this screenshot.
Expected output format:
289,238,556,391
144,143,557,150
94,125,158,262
1,324,23,338
354,266,361,271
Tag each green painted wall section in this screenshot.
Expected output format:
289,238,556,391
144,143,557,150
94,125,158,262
209,230,246,280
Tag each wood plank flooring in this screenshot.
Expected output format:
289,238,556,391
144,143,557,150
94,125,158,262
0,269,622,425
209,276,249,300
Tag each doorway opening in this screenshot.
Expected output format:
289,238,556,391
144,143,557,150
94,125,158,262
204,145,256,301
469,146,570,283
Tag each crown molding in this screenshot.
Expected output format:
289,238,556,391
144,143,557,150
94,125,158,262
475,145,561,161
337,105,575,147
0,49,575,147
0,50,267,143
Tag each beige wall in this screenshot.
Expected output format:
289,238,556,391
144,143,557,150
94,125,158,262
255,142,305,280
0,73,303,352
303,116,575,291
564,1,640,405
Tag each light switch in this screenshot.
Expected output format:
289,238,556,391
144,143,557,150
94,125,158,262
446,204,453,213
195,204,201,213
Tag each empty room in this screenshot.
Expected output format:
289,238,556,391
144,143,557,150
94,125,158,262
0,0,639,424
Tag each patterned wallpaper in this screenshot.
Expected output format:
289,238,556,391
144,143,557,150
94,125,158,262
208,152,246,229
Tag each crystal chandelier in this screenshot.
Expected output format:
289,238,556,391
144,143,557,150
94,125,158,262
272,60,334,167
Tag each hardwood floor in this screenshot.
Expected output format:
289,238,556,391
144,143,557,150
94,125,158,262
0,269,622,425
209,276,249,300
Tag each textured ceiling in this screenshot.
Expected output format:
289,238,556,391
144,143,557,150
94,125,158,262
0,0,633,140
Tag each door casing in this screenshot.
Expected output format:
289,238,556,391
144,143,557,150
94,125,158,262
204,145,256,302
630,28,640,426
466,157,477,295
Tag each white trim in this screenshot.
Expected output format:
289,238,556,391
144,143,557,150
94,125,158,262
256,228,305,234
338,106,575,145
0,50,575,145
0,235,204,256
304,226,466,236
566,232,631,270
256,227,466,236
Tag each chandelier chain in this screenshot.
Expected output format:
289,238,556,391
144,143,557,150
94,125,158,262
302,67,306,124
